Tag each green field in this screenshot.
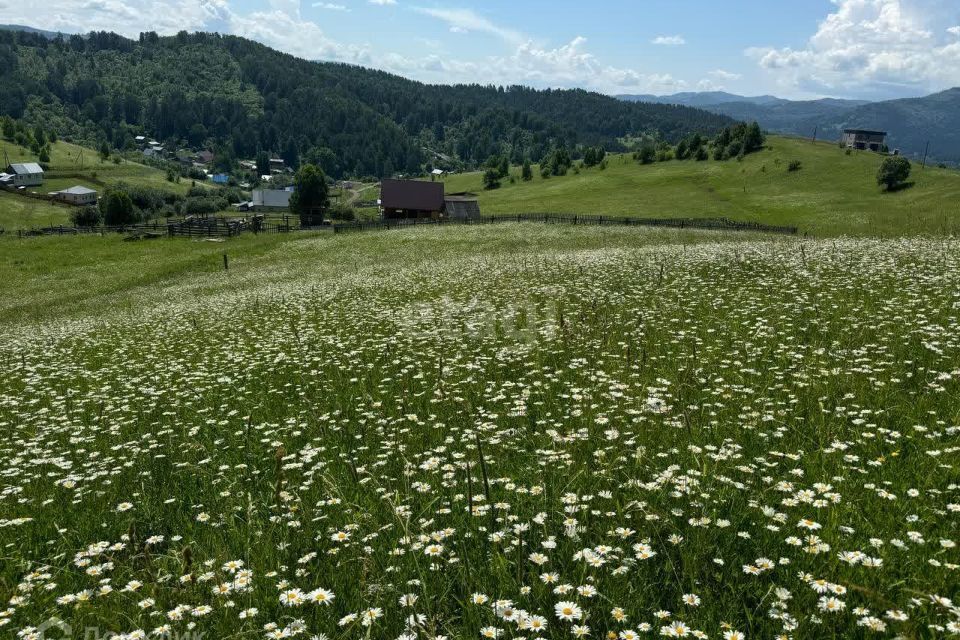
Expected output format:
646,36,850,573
443,136,960,236
0,191,72,230
0,226,958,639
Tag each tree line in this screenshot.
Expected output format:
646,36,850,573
0,28,734,181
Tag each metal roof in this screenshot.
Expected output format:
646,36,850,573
381,179,445,212
60,186,97,195
843,129,887,136
9,162,44,175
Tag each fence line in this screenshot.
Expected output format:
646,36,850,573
331,214,799,236
12,213,799,239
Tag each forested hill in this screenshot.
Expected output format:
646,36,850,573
0,29,733,179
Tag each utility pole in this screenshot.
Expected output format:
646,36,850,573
921,141,930,169
812,126,818,144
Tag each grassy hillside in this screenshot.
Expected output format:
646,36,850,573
3,139,192,193
443,135,960,236
0,138,208,230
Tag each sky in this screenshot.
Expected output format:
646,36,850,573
4,0,960,100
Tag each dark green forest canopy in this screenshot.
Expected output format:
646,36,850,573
0,29,734,178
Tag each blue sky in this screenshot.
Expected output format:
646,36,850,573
7,0,960,99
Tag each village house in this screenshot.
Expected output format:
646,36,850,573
269,158,286,173
841,129,887,152
251,188,293,210
379,179,481,220
0,163,44,187
380,178,445,220
50,185,97,206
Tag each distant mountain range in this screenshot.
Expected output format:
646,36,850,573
619,89,960,162
0,24,64,39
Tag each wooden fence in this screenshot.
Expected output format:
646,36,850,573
332,214,799,236
12,213,799,239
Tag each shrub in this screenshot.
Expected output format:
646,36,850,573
636,145,656,165
482,169,501,190
71,205,102,227
327,202,356,221
100,189,136,226
788,160,802,172
877,156,911,191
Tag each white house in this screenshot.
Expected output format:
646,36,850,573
0,163,44,187
51,185,98,206
252,189,293,210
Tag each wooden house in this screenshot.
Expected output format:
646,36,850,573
380,179,445,220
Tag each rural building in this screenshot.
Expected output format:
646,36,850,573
0,163,44,187
50,185,97,205
143,145,165,158
251,188,292,210
195,150,214,165
380,179,445,220
211,173,229,185
269,158,285,173
444,195,481,220
841,129,887,152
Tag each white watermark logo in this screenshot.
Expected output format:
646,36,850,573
34,619,206,640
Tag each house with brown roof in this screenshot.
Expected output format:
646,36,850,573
380,179,446,220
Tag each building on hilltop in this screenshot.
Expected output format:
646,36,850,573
841,129,887,152
0,163,44,187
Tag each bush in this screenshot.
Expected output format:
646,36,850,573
877,156,911,191
788,160,803,172
100,189,136,226
71,205,102,227
482,169,501,190
327,202,356,221
635,145,656,165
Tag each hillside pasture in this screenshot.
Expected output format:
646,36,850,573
443,136,960,236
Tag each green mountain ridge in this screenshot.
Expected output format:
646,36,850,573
0,28,733,179
620,89,960,162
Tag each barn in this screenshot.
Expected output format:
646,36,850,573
380,179,446,220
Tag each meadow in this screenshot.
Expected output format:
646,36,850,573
1,225,958,639
442,136,960,237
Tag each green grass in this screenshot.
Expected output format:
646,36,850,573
0,191,72,230
0,226,957,639
443,135,960,236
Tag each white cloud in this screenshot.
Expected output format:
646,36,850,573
748,0,960,98
652,35,685,46
414,7,524,45
379,35,686,94
948,25,960,36
313,2,349,10
369,0,396,5
710,69,742,81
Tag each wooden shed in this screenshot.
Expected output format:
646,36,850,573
380,179,445,220
444,195,481,220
